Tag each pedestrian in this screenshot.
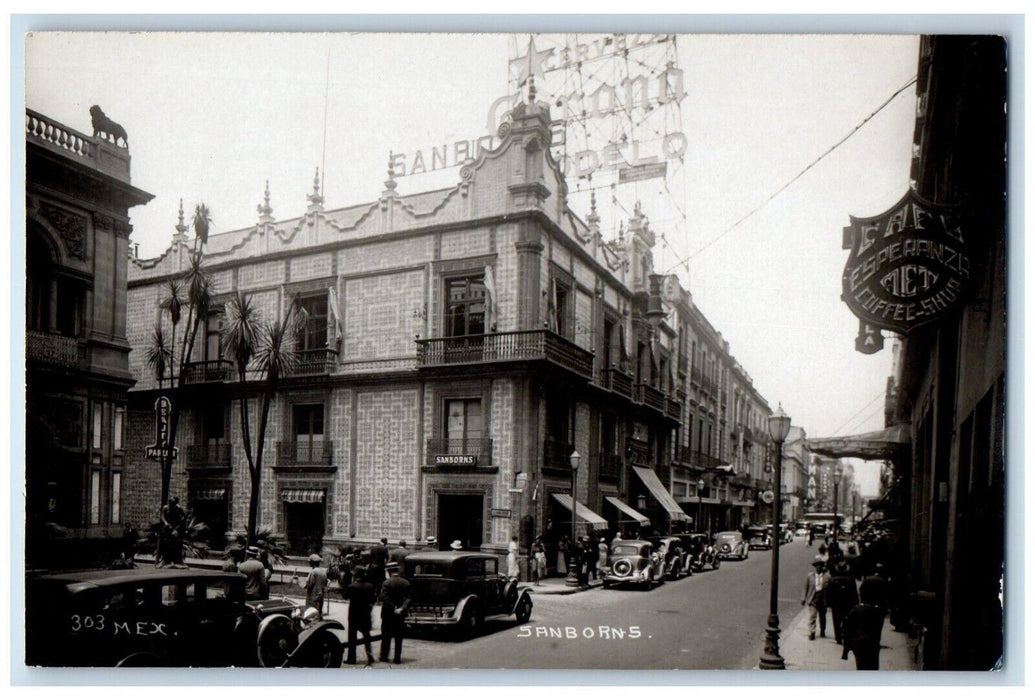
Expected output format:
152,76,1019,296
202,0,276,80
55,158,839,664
859,562,892,624
369,537,389,598
424,536,438,550
841,591,885,669
379,561,411,665
449,539,464,551
586,533,600,581
826,559,859,644
802,555,830,640
389,540,411,567
345,565,376,666
817,543,828,563
576,537,590,590
304,553,328,620
557,535,569,575
532,538,547,586
597,537,608,579
238,546,269,601
807,527,814,547
506,535,520,581
121,522,139,563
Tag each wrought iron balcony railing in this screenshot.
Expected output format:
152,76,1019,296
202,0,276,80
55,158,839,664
183,359,234,384
287,348,338,376
600,366,634,398
187,442,232,468
635,382,667,413
26,330,82,369
542,437,575,476
666,397,682,421
425,437,493,466
416,330,593,379
277,440,333,466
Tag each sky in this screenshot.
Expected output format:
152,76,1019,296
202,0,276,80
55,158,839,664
23,31,921,497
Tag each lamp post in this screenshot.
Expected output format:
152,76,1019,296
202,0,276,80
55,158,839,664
832,461,844,545
759,404,791,670
697,478,705,534
565,449,581,587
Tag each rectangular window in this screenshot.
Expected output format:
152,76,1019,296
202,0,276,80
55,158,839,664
294,404,325,440
602,317,615,368
554,282,571,339
203,404,226,443
113,406,125,451
111,472,121,524
92,403,103,450
55,278,85,337
445,276,486,337
297,294,328,351
205,309,225,361
445,399,482,450
90,470,102,524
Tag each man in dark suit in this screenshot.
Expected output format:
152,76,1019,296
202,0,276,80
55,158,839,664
379,562,411,664
389,540,411,567
802,556,830,640
345,565,376,666
826,559,860,644
841,598,885,669
369,537,389,598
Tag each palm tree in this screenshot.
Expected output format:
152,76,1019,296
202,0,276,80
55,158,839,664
222,291,307,544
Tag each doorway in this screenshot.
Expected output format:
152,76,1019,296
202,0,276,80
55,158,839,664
437,493,484,551
284,502,325,556
192,495,228,551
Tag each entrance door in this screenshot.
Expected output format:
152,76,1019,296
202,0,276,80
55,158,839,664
284,502,325,556
193,496,228,551
437,494,483,551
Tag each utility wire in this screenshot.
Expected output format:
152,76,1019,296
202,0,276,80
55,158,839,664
663,75,919,274
826,392,886,436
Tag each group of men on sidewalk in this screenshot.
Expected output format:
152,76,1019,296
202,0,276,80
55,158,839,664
802,540,893,670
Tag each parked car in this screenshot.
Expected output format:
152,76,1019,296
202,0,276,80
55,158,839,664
781,524,795,544
647,536,690,579
603,540,666,590
744,525,772,550
714,531,749,560
25,568,344,667
403,551,532,637
794,522,809,537
675,533,719,572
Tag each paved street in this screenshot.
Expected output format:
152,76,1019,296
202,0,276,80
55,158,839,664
370,539,816,670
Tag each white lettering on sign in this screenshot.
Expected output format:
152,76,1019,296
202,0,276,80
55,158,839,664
517,625,644,640
435,454,477,467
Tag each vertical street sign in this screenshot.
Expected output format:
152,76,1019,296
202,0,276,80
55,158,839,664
145,395,178,461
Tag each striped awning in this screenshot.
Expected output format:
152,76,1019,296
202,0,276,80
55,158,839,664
632,466,690,522
604,496,650,527
551,494,609,532
282,488,326,504
194,488,227,501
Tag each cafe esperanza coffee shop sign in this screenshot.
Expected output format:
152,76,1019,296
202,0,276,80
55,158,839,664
841,189,971,337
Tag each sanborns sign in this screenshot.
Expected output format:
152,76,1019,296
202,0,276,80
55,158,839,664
841,190,971,335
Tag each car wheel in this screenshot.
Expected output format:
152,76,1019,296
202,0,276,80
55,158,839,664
515,597,532,624
256,614,299,668
458,604,481,640
303,630,344,668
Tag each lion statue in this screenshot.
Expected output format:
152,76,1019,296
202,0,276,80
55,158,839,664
90,105,128,146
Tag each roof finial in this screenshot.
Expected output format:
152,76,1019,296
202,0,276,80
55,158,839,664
384,151,398,192
257,180,273,222
307,167,324,210
173,198,189,241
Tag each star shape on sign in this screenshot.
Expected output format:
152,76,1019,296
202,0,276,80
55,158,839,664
509,36,554,86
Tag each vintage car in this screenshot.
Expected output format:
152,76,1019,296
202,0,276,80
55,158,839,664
25,568,345,667
745,525,773,550
647,536,690,579
714,531,749,560
403,551,533,637
675,533,719,572
603,540,667,589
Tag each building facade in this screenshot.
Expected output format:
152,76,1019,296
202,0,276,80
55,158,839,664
25,107,154,569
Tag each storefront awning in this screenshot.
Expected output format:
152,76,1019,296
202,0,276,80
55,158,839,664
604,496,650,527
806,423,910,460
551,494,609,532
282,488,326,504
194,488,226,501
631,466,690,522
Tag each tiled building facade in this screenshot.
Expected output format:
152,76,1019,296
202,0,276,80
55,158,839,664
25,108,153,568
121,95,773,560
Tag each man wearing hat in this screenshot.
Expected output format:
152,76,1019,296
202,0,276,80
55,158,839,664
379,561,411,664
389,540,411,567
802,555,830,640
424,536,438,551
304,553,328,620
369,537,389,598
449,540,464,551
239,546,269,601
345,564,376,666
826,558,860,645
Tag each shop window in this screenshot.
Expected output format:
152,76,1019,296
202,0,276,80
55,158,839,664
297,294,328,351
445,275,486,338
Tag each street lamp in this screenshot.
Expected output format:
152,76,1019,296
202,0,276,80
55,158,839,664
565,449,581,587
832,461,844,545
759,403,791,670
697,478,705,534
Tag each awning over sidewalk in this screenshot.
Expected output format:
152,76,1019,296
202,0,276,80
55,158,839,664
631,466,690,522
806,423,910,460
282,488,326,504
551,494,609,531
604,496,650,527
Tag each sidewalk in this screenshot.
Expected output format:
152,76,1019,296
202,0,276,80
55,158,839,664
520,576,604,595
779,605,919,671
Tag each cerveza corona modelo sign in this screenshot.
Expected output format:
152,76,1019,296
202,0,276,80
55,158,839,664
841,190,970,335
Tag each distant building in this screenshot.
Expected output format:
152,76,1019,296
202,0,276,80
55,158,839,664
25,107,154,569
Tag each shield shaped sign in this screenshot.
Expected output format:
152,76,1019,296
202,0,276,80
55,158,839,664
841,190,971,335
